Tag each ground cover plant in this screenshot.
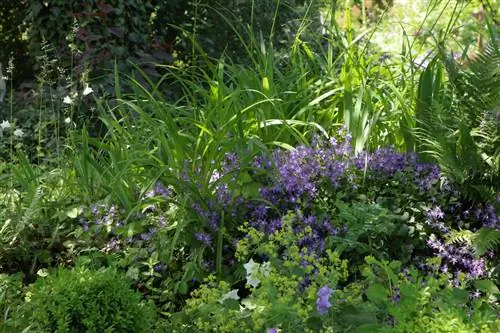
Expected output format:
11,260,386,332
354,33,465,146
0,0,499,332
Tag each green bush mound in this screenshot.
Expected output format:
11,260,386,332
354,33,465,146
20,266,155,333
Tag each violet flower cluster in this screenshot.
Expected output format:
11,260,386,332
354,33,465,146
427,235,486,278
79,181,171,250
186,130,497,277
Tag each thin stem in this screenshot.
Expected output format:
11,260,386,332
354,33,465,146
216,210,225,279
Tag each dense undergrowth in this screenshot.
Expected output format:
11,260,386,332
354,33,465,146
0,0,499,332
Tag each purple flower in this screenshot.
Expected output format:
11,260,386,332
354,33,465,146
470,290,481,299
391,287,401,303
427,206,444,220
140,228,155,241
158,215,166,227
154,181,171,199
195,232,212,247
267,329,278,333
427,235,486,278
316,285,333,315
91,205,99,216
81,221,89,232
480,204,499,229
278,146,320,200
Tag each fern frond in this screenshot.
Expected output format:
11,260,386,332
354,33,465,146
446,229,474,247
446,228,500,257
472,227,500,256
414,35,499,202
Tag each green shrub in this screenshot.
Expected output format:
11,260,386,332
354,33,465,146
21,266,156,333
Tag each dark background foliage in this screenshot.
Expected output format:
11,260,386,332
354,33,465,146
0,1,31,84
0,0,312,87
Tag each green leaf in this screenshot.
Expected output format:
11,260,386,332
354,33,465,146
400,282,418,299
126,267,139,280
177,281,188,294
356,323,386,333
242,183,261,199
238,171,252,184
306,317,323,331
450,288,469,305
474,280,499,295
366,283,388,304
223,298,240,310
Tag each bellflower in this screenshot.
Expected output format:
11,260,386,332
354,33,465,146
195,232,212,247
219,289,240,304
244,259,270,288
316,285,333,315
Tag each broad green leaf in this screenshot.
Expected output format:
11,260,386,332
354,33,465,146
450,288,469,305
366,283,388,304
400,282,418,299
474,280,499,295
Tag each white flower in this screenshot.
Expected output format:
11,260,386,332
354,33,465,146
13,129,24,137
243,259,257,276
0,120,11,129
82,85,93,96
219,289,240,304
64,117,71,124
243,259,271,288
63,96,73,104
244,259,260,288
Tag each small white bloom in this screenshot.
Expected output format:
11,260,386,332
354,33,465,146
64,117,71,124
13,129,24,137
244,259,261,288
244,259,257,276
219,289,240,304
0,120,11,129
82,85,93,96
63,96,73,104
